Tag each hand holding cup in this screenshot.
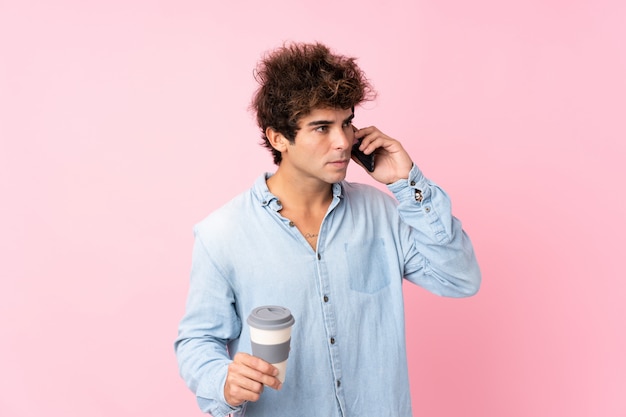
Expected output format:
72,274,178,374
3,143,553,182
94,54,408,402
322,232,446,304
247,306,295,383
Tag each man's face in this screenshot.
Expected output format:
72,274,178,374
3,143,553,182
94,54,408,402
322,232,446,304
280,107,355,185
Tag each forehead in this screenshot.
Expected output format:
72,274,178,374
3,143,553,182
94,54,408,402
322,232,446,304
298,107,354,125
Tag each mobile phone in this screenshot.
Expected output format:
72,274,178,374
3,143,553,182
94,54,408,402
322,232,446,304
351,138,375,172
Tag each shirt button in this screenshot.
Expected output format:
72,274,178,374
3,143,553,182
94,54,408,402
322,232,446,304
424,206,431,213
323,295,329,302
337,380,341,387
330,337,335,344
410,181,416,186
276,200,282,206
288,221,295,227
317,253,321,260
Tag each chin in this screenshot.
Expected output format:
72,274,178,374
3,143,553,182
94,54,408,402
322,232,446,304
327,172,347,183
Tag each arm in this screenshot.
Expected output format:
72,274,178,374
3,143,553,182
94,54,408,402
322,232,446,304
354,126,481,296
174,230,281,417
389,164,481,296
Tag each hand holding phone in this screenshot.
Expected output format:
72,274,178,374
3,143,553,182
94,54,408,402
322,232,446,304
351,137,375,172
351,125,414,184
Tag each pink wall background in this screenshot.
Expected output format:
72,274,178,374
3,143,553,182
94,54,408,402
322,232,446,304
1,1,625,416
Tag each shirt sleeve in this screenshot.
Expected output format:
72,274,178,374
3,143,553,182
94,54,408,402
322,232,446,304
174,227,244,417
386,164,481,297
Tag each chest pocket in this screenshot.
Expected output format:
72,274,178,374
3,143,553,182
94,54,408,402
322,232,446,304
344,238,391,294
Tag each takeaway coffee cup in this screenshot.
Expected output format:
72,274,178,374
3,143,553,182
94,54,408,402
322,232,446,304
247,306,295,383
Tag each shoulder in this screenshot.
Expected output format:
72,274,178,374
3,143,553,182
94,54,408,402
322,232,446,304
341,180,397,207
194,188,255,240
194,174,271,236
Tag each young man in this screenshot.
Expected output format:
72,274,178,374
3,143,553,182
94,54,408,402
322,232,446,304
175,42,481,417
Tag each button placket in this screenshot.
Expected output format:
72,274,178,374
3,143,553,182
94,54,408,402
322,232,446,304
311,197,345,412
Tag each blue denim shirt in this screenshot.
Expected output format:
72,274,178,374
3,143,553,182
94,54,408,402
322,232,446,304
175,165,481,417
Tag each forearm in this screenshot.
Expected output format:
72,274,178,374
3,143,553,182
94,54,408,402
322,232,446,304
174,334,235,414
388,164,481,296
174,233,243,416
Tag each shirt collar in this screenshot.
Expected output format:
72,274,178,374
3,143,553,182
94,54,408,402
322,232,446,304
253,173,344,211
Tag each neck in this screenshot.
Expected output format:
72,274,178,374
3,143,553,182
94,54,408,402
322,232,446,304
266,169,334,212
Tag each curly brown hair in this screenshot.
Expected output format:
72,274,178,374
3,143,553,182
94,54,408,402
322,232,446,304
251,42,376,165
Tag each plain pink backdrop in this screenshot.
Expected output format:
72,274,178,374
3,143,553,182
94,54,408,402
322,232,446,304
1,1,625,416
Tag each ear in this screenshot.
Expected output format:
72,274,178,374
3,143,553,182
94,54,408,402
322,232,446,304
266,127,289,153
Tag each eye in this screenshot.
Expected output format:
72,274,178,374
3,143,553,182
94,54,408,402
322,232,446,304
342,120,353,128
315,125,329,133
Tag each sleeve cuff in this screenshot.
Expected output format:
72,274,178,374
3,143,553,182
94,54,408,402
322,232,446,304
196,361,245,417
386,164,430,204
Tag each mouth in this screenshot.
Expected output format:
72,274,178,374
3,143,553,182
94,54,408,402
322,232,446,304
328,159,349,168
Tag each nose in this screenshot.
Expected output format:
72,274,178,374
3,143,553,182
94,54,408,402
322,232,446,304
333,127,353,150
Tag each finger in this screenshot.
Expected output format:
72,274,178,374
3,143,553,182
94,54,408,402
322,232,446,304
224,379,263,405
235,352,278,376
234,353,282,389
353,125,376,142
359,135,387,155
225,362,267,405
356,127,388,150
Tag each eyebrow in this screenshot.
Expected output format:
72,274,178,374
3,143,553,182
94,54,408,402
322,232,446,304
306,113,355,127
